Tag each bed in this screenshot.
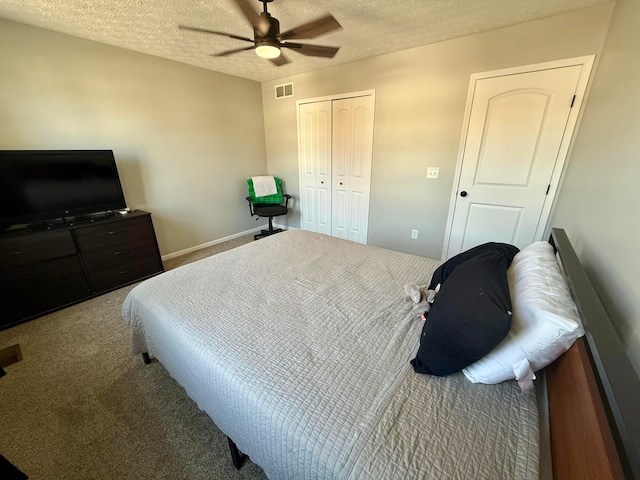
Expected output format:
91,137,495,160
122,228,640,479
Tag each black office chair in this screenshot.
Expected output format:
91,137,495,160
246,177,291,240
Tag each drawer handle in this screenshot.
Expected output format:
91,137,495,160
10,250,31,255
24,272,43,280
113,250,126,256
108,229,125,235
119,269,132,275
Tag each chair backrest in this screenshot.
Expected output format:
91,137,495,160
247,177,284,204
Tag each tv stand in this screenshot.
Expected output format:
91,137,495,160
0,210,163,330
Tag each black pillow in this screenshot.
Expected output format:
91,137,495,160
411,246,518,376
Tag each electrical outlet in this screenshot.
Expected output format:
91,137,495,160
411,229,419,239
427,167,440,179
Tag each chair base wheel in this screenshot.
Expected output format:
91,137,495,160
254,228,283,240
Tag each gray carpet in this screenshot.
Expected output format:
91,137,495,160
0,234,269,480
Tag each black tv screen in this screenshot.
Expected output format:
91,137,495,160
0,150,127,227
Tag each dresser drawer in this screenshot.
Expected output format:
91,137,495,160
0,230,76,268
0,255,88,293
74,217,156,253
85,252,163,292
81,244,151,272
2,273,91,327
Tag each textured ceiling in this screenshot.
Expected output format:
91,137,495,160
0,0,611,82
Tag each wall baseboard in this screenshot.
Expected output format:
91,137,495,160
161,224,299,261
161,225,267,261
273,223,298,231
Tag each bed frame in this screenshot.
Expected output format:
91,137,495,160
547,228,640,479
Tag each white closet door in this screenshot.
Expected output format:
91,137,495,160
332,96,374,243
298,91,375,243
299,101,332,235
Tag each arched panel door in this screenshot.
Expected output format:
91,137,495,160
446,65,583,257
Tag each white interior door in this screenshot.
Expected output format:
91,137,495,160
299,100,332,236
446,63,587,257
332,96,374,243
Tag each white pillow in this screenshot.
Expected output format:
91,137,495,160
462,241,584,391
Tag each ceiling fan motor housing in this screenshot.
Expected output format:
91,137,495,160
256,12,280,41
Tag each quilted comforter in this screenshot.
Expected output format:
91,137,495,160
122,230,538,479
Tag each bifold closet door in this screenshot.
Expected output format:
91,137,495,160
299,100,332,235
331,96,374,243
298,93,374,243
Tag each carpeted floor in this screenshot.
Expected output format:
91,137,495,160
0,234,269,480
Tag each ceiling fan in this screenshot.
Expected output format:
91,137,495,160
179,0,342,66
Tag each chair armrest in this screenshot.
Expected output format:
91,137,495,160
284,194,292,208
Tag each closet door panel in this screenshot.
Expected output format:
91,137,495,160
299,101,332,235
332,99,352,239
317,187,330,231
347,96,374,244
334,189,348,238
332,96,374,243
349,191,364,240
301,185,316,229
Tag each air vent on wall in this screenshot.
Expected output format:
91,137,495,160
275,83,294,99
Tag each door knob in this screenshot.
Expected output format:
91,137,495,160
460,191,468,197
320,181,324,184
340,182,343,185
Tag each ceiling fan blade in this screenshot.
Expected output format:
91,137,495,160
283,43,340,58
231,0,269,36
212,46,256,57
269,53,291,67
179,25,253,43
279,14,342,41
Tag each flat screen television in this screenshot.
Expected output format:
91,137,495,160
0,150,127,229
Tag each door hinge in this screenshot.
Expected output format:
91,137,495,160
570,95,576,108
546,185,551,195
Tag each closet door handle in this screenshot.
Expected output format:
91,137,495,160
460,191,468,197
320,181,324,184
339,182,343,186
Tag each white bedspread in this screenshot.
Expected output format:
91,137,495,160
122,230,538,479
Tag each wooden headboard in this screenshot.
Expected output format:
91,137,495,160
546,228,640,479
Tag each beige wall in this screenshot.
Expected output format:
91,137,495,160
551,0,640,373
261,4,614,259
0,19,267,255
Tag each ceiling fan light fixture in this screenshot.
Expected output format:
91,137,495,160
256,43,281,59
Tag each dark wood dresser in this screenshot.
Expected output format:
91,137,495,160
0,210,163,330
